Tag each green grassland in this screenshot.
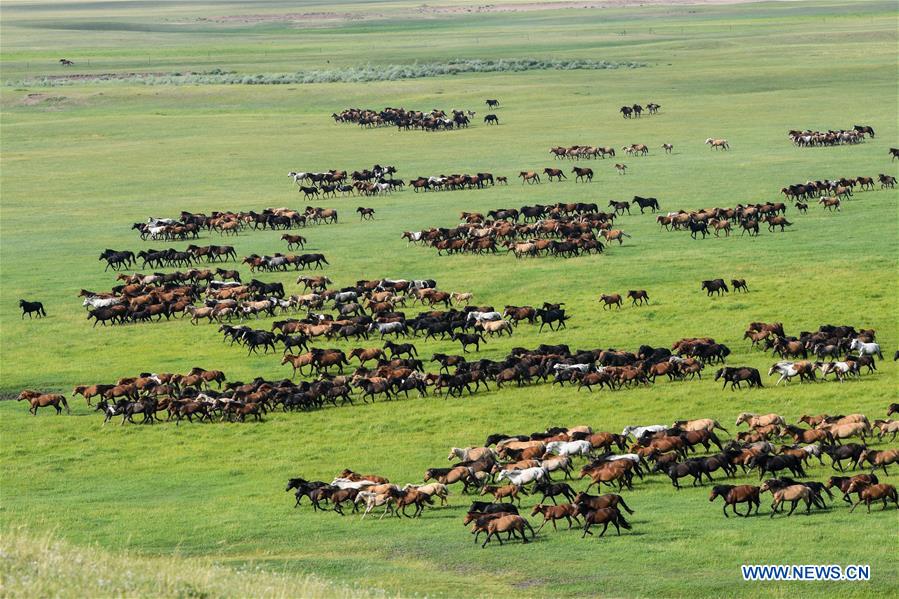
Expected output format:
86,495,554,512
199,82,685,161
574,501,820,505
1,1,898,597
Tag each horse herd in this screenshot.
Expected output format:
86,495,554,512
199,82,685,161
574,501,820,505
283,408,896,546
780,174,894,205
787,125,873,147
657,202,793,239
289,165,405,197
133,207,338,240
332,107,477,131
406,203,639,258
619,103,661,118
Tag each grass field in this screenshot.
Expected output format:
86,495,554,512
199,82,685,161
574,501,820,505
1,1,898,597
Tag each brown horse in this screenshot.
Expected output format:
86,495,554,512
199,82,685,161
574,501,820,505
480,515,535,547
518,171,540,184
858,449,899,474
18,390,70,415
601,229,630,245
72,384,114,406
348,347,385,366
709,485,760,517
543,167,566,182
579,507,632,538
762,482,811,517
847,481,898,512
531,503,581,531
480,484,526,505
599,294,622,310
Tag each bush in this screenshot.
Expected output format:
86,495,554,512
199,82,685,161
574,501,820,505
14,59,644,87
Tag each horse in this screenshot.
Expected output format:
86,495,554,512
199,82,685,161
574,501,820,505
483,114,499,125
599,294,622,310
578,506,632,538
701,279,728,296
715,367,763,390
762,482,812,517
849,339,883,360
543,167,566,182
614,163,627,175
531,503,581,531
479,515,535,548
18,300,46,319
731,279,749,293
496,466,548,487
534,308,568,332
356,207,375,220
485,99,499,108
705,138,729,150
709,485,761,517
631,196,659,213
858,449,899,475
17,390,70,415
572,167,593,182
627,290,649,306
518,171,540,184
846,481,898,513
661,143,673,154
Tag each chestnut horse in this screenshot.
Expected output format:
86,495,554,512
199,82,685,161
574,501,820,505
709,485,760,517
18,390,69,415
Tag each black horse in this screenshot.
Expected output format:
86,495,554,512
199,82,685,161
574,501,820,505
19,299,47,319
688,220,709,239
701,279,729,296
535,308,568,332
631,196,660,213
714,366,763,390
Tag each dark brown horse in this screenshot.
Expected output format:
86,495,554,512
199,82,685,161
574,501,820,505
627,290,649,306
599,294,622,310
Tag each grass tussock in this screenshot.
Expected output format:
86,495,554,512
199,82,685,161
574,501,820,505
0,528,386,599
16,59,644,87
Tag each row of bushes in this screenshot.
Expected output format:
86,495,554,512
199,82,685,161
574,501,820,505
18,59,644,87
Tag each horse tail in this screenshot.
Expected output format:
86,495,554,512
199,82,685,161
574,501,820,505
617,496,634,514
61,397,70,413
616,512,633,530
523,517,537,539
714,422,730,436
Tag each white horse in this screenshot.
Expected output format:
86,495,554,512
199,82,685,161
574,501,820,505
465,311,502,323
82,295,124,310
621,424,666,439
768,361,804,385
544,440,592,458
330,477,375,490
553,363,591,373
496,467,548,486
817,361,856,382
849,339,883,359
602,453,641,465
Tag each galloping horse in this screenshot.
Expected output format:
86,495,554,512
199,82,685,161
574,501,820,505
19,300,46,319
18,390,70,415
